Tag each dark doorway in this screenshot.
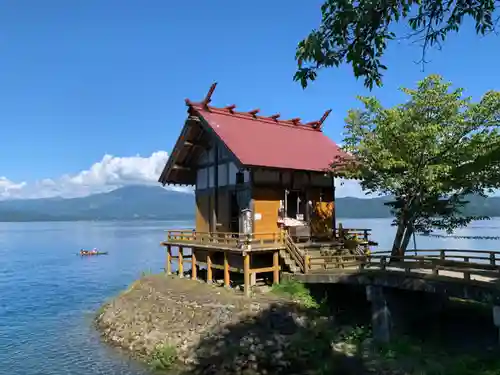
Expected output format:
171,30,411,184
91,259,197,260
286,190,306,220
230,191,239,233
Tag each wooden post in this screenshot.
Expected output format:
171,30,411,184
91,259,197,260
490,252,496,266
304,254,310,274
273,250,280,284
166,245,172,275
363,229,369,254
244,252,251,296
207,251,213,283
178,247,184,278
223,251,230,288
191,250,197,280
380,256,387,270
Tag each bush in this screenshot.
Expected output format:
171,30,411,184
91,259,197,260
271,279,321,309
149,344,178,371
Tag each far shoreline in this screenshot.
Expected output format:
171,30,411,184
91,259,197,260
2,217,500,223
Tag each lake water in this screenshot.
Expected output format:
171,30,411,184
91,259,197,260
1,218,500,375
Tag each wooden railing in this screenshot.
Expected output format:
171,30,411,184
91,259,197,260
283,232,308,274
369,249,500,266
337,225,371,241
164,229,285,249
306,249,500,281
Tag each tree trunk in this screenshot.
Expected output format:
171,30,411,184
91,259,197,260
390,220,406,259
400,225,414,255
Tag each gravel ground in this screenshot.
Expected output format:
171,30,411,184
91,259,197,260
95,274,497,375
95,275,374,374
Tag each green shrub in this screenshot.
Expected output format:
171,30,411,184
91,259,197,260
271,279,320,309
149,344,177,371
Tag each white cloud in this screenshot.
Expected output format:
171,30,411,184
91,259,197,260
0,177,27,199
0,151,192,200
0,150,371,201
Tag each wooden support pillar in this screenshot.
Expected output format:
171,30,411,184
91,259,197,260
191,250,197,280
244,252,251,297
207,251,213,283
493,306,500,344
223,251,230,288
304,254,310,274
166,245,172,275
178,247,184,278
366,285,391,343
273,250,280,284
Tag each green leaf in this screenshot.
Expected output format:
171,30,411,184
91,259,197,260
295,0,499,89
332,75,500,254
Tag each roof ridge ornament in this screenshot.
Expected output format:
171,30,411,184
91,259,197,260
184,82,331,131
202,82,218,108
248,109,260,117
316,109,332,130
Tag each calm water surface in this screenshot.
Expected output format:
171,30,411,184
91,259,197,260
1,218,500,375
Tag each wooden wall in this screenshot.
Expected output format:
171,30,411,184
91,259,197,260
195,193,210,232
195,189,232,233
216,189,231,232
252,187,282,236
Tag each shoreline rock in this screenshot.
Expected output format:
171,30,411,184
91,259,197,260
95,275,307,370
95,274,500,375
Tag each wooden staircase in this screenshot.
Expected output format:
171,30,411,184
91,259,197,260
280,232,308,274
278,230,373,274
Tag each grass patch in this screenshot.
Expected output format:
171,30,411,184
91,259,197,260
149,343,178,371
271,279,320,309
374,335,500,375
339,324,372,345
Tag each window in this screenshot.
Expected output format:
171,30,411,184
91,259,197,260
196,168,207,190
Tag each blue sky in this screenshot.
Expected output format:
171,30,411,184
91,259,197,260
0,0,499,199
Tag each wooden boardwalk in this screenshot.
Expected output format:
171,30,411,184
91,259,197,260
291,249,500,304
161,229,500,302
306,249,500,281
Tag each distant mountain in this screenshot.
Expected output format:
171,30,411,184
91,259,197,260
0,185,195,222
0,185,500,222
335,194,500,218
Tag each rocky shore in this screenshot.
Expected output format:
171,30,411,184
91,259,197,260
95,274,500,375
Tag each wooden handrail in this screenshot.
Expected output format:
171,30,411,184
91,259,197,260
163,229,286,251
283,232,307,273
307,249,500,281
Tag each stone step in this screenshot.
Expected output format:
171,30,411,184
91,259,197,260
278,250,301,273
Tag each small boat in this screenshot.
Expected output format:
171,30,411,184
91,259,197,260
78,248,108,256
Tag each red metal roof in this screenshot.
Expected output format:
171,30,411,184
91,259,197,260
185,83,350,172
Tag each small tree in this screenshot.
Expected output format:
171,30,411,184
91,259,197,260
335,75,500,257
294,0,499,89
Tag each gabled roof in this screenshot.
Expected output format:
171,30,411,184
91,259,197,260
159,83,349,186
